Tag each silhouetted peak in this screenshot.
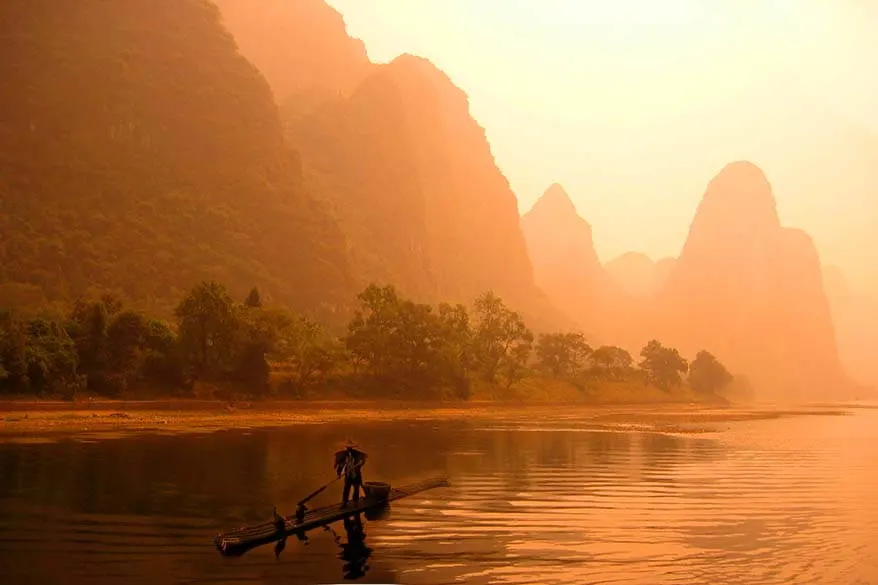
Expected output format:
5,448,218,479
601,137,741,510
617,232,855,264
715,160,768,181
526,183,581,223
681,161,781,253
521,187,596,275
708,160,772,197
604,252,662,297
376,53,468,103
214,0,370,102
350,53,483,152
388,53,443,73
780,227,819,253
702,161,779,221
383,54,450,85
217,0,365,51
605,251,654,270
665,160,842,398
309,0,356,28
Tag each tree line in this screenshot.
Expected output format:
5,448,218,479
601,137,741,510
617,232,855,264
0,282,735,400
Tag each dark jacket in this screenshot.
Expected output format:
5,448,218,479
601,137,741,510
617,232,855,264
334,448,367,479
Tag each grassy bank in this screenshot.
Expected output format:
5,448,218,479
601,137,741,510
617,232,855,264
465,375,728,405
0,395,849,444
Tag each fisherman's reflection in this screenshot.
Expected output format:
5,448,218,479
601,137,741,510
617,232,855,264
274,511,376,580
338,513,372,580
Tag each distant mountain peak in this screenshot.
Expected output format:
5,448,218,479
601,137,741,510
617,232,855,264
681,160,782,259
716,159,767,179
388,53,441,72
663,161,842,399
214,0,370,104
709,160,772,196
528,183,580,221
702,160,778,219
384,53,457,87
604,252,662,298
608,251,655,267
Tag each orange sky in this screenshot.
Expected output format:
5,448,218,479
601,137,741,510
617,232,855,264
326,0,878,296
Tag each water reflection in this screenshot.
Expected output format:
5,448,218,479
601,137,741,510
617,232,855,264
272,509,385,581
332,514,372,580
0,412,876,584
272,514,311,560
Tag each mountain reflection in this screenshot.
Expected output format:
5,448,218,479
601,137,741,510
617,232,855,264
2,414,875,584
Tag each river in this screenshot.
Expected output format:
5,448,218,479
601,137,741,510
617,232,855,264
0,407,875,584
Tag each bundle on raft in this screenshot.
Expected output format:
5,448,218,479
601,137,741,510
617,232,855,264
214,477,450,557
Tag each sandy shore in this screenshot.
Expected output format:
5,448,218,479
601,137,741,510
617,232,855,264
0,399,854,444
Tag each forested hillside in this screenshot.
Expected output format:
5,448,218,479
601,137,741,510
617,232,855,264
0,0,352,320
215,0,565,331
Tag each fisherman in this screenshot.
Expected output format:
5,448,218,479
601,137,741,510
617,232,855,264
334,439,368,507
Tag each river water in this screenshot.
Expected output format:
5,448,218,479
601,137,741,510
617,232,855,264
0,408,875,584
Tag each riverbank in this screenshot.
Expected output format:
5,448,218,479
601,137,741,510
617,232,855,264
0,398,851,443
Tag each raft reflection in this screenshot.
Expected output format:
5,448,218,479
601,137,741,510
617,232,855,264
273,507,389,581
321,510,386,581
2,414,876,584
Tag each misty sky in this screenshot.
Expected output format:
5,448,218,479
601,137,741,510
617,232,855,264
326,0,878,295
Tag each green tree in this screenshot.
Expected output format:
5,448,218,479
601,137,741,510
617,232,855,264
500,343,532,391
88,309,151,395
67,298,111,376
344,284,403,379
227,299,296,395
389,300,443,384
590,345,633,380
638,340,688,391
285,318,337,390
0,311,29,392
66,298,161,396
472,292,533,387
145,319,176,356
140,319,185,390
63,297,135,395
231,339,271,394
107,310,149,374
344,284,469,395
257,309,337,392
175,281,242,381
99,293,124,318
436,303,474,398
22,318,79,395
536,332,592,378
688,350,734,394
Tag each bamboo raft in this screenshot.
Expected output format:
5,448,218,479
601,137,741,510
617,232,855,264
214,476,450,557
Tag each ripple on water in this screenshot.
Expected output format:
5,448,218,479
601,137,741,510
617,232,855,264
371,418,876,584
0,412,876,584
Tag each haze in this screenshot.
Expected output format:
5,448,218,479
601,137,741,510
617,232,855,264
3,0,876,395
3,2,878,583
328,0,878,296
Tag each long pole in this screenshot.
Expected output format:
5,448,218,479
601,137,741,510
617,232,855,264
297,460,366,508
